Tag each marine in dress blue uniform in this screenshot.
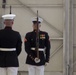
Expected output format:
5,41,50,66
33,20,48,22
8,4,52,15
0,14,22,75
24,17,51,75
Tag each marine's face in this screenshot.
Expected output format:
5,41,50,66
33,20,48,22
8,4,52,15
33,23,41,30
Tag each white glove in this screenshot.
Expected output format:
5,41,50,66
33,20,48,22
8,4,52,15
45,62,49,66
34,58,40,63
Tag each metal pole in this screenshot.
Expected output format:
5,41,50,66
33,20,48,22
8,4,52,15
69,0,74,75
63,0,70,75
63,0,74,75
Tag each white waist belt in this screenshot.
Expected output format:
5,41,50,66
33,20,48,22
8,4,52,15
0,48,16,51
31,48,44,51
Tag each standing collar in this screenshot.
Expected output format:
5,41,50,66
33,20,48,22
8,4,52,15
4,26,12,30
33,30,40,32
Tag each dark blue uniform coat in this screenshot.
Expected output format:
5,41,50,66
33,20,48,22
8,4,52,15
24,30,51,66
0,27,22,67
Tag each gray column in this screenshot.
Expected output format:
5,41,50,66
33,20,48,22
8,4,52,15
0,18,3,29
0,0,5,29
69,0,74,75
63,0,74,75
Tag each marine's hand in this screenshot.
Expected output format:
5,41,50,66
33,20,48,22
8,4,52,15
45,62,49,66
34,57,40,63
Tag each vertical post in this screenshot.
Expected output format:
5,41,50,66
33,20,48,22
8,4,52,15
0,18,3,29
63,0,70,75
69,0,74,75
0,0,6,29
63,0,74,75
2,0,6,9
